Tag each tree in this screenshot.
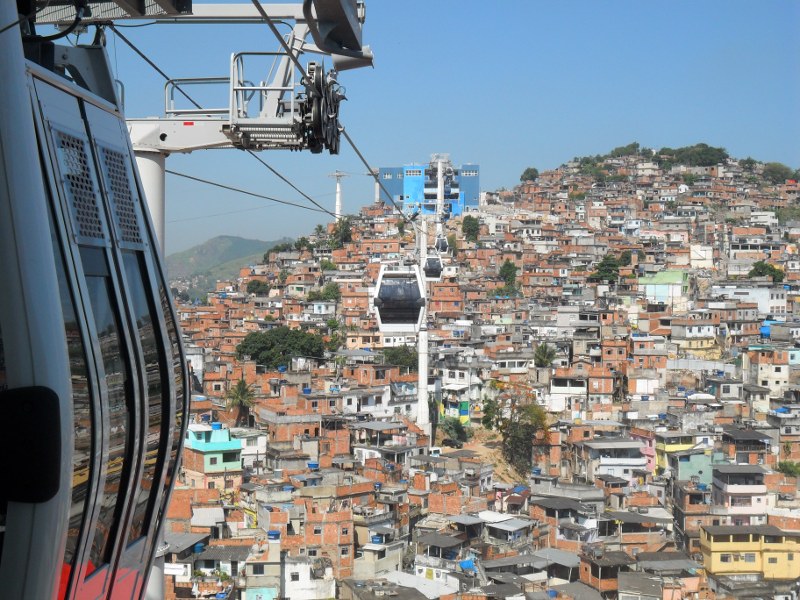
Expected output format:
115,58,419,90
246,280,271,295
236,327,325,369
382,345,418,371
763,162,794,185
777,461,800,477
748,261,784,283
499,259,518,286
482,395,549,476
534,343,557,368
294,237,312,251
225,377,256,427
589,253,621,282
462,215,480,242
740,157,757,171
397,220,405,236
439,417,469,443
314,224,325,237
331,216,353,249
320,259,337,271
520,167,539,182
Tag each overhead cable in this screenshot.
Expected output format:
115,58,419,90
340,126,414,226
166,169,329,214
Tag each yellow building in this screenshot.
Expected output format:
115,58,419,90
655,431,696,473
700,525,800,580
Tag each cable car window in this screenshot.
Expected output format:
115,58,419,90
158,284,185,510
121,251,167,541
80,246,133,567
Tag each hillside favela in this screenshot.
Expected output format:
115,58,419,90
162,146,800,599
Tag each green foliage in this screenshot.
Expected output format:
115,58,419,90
320,259,337,271
748,260,784,283
777,461,800,477
226,377,255,410
246,280,271,295
462,215,480,242
534,343,557,368
326,318,340,331
397,220,405,236
439,417,470,443
740,157,757,171
226,377,256,426
609,142,640,158
499,259,518,286
520,167,539,182
589,253,621,282
294,237,312,251
619,250,632,267
236,327,325,368
656,143,728,167
331,217,353,249
382,345,418,371
682,173,698,186
763,162,794,185
278,269,289,285
482,398,548,475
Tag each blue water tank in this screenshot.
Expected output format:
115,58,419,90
278,365,287,373
194,542,205,554
302,387,312,394
211,422,222,430
200,413,211,422
267,530,281,540
532,468,542,475
548,591,558,598
374,482,383,491
282,485,294,492
307,462,319,470
371,535,383,544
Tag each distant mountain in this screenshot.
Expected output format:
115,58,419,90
166,235,291,297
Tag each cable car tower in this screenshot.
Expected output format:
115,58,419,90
123,1,374,250
0,1,373,599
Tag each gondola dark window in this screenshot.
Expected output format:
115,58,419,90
81,247,133,567
121,251,167,541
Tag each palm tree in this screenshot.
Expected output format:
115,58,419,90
226,377,256,427
533,343,557,368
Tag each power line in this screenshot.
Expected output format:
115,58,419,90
166,169,329,216
245,150,337,219
340,126,414,227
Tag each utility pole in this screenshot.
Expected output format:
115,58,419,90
329,170,349,221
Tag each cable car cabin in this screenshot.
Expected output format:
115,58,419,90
434,236,449,254
423,256,443,281
373,265,426,333
0,24,188,600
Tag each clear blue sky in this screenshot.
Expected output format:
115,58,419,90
105,1,800,253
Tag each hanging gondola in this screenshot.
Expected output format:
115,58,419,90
423,256,443,281
373,264,426,333
434,236,449,254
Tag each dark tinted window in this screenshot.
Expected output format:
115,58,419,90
122,251,167,541
53,245,93,586
157,285,185,518
81,247,133,567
